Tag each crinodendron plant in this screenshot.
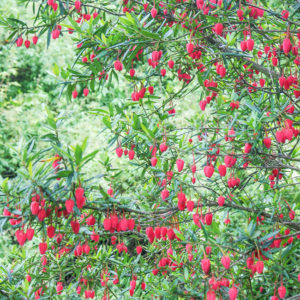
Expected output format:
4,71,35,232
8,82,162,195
0,0,300,299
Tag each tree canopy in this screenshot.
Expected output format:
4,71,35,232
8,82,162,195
0,0,300,299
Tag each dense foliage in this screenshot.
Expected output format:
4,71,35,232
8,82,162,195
0,0,300,299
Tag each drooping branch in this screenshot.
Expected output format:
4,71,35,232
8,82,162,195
206,36,281,80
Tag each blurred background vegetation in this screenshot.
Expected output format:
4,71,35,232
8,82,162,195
0,0,127,178
0,0,180,265
0,0,199,185
0,0,114,264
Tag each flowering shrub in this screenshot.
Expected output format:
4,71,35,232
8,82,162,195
0,0,300,299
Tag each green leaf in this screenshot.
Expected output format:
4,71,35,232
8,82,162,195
173,229,184,241
49,170,73,179
75,145,82,165
102,116,112,129
47,27,51,49
140,29,160,40
58,0,66,15
261,250,273,260
1,178,9,193
53,63,59,76
119,17,133,27
244,101,261,113
28,161,33,178
125,12,136,25
132,113,139,130
80,150,99,166
47,117,57,130
68,16,82,33
258,230,280,243
184,267,189,280
90,108,109,115
140,122,154,140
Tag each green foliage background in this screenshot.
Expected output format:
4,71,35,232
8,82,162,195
0,0,299,298
0,0,154,264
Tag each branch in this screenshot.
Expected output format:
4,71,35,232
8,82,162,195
206,36,280,79
84,205,177,216
287,295,300,300
85,199,300,231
